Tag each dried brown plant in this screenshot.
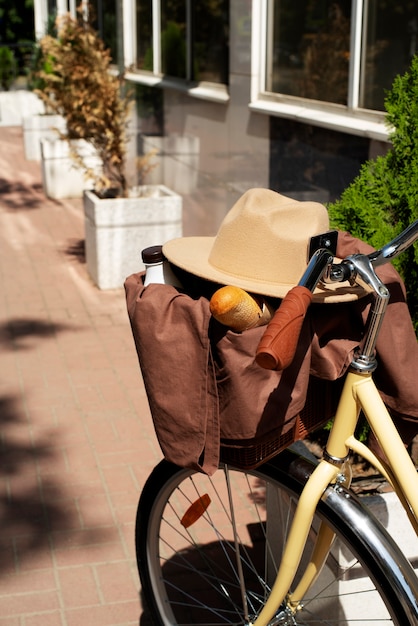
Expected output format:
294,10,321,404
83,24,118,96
34,8,133,198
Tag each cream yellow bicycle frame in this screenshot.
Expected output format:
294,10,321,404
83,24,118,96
250,366,418,626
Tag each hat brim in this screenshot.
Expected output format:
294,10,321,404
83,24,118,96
163,237,370,303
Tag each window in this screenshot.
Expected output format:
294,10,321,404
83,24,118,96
89,0,118,62
267,0,351,106
191,1,229,83
47,0,57,14
265,0,418,113
136,0,153,71
160,0,187,78
136,0,229,85
360,1,418,110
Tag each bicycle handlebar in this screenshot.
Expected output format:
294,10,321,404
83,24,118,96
255,248,333,370
255,219,418,371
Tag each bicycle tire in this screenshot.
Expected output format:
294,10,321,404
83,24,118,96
136,448,418,625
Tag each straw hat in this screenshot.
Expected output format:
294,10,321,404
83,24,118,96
163,188,368,303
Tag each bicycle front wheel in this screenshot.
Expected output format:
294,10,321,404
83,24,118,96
136,449,418,625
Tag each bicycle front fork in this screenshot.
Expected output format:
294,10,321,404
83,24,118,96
248,459,342,626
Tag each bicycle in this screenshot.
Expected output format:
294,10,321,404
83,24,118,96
135,221,418,625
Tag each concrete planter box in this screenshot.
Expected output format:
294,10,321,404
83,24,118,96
0,90,44,127
83,186,183,289
23,114,66,161
41,138,102,199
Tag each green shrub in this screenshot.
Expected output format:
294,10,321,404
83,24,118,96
0,47,17,90
328,54,418,331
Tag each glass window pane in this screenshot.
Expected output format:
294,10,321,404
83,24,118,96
89,0,117,62
136,0,153,70
360,1,418,111
161,0,187,79
268,0,351,105
192,0,229,83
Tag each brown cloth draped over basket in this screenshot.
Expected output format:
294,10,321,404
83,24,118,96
125,231,418,475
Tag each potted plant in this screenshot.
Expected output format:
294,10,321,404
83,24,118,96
33,8,182,289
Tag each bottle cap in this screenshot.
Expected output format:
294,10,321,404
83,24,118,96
142,245,164,264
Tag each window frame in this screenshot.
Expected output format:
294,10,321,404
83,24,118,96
125,0,229,103
250,0,390,142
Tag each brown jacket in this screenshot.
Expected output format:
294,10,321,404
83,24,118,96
125,231,418,474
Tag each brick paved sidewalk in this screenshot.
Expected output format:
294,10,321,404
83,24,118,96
0,126,162,625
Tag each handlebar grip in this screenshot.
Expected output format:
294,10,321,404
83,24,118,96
255,286,313,370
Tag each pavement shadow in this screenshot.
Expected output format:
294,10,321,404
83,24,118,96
0,316,114,574
64,238,86,263
0,394,114,573
0,178,45,211
137,529,266,625
0,318,72,350
0,394,66,546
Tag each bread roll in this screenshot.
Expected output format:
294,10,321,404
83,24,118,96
210,286,273,331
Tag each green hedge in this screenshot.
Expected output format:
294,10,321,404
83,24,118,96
328,55,418,332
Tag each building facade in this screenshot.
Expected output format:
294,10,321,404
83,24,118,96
34,0,417,235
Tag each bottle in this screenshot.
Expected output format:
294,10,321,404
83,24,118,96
142,245,183,287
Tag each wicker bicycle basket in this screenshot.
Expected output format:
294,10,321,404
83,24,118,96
219,376,343,470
